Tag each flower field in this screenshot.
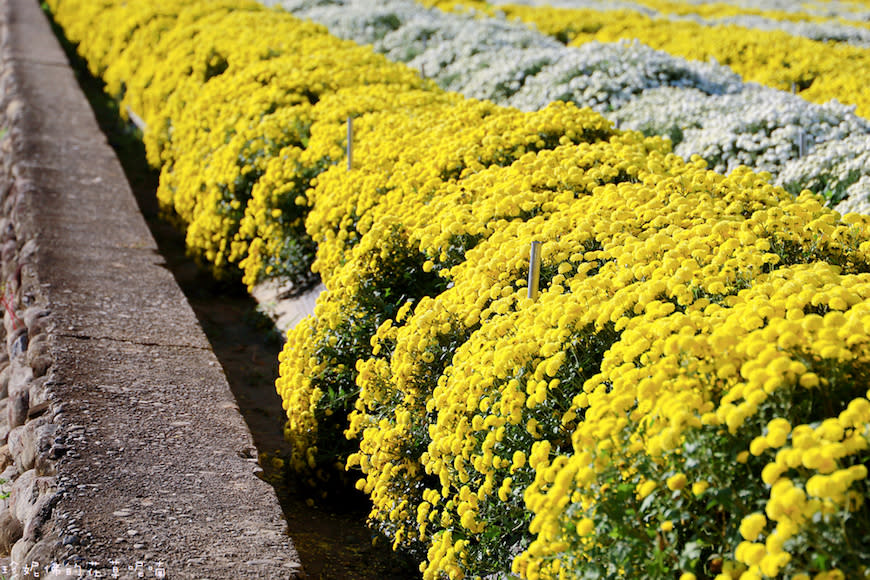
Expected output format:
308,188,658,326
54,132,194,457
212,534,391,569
423,0,870,114
271,0,870,212
45,0,870,578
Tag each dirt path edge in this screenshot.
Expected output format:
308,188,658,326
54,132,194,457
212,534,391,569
0,0,305,577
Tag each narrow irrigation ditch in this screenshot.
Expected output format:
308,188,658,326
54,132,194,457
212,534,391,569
44,9,420,580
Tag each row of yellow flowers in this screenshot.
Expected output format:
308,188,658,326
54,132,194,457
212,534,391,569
48,0,434,287
422,0,870,119
342,154,870,578
565,0,870,29
46,0,870,577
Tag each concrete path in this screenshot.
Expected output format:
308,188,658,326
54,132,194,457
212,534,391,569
0,0,304,576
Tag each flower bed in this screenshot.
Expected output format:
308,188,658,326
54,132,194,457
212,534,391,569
271,0,870,216
46,0,870,578
423,0,870,119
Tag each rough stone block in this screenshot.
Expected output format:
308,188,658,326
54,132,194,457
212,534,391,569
24,535,63,574
6,390,27,431
0,509,22,555
0,240,15,265
22,308,50,336
35,419,55,447
6,426,31,473
25,386,48,417
9,537,34,571
8,469,36,525
29,355,50,380
6,361,31,398
8,418,52,473
24,334,46,366
21,491,57,543
0,400,8,443
0,363,11,399
3,100,23,129
6,328,27,361
17,241,36,267
0,193,15,227
33,453,55,477
0,464,19,486
0,445,12,472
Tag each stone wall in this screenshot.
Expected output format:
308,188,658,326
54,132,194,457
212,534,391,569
0,123,62,568
0,0,305,577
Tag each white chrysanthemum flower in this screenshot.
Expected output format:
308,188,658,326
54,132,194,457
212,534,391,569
399,14,562,89
507,39,743,113
834,174,870,215
436,47,564,102
671,87,870,175
779,134,870,204
274,0,422,45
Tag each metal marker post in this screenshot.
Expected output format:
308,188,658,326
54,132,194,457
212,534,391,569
528,241,542,301
798,129,807,158
346,116,353,172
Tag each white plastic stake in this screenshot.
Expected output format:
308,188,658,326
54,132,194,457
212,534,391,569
798,129,807,158
346,116,353,172
528,241,542,301
126,107,147,132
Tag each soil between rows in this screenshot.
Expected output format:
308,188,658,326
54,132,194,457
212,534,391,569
45,11,420,580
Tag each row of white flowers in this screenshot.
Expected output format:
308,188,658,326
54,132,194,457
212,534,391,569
615,85,870,173
267,0,870,211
